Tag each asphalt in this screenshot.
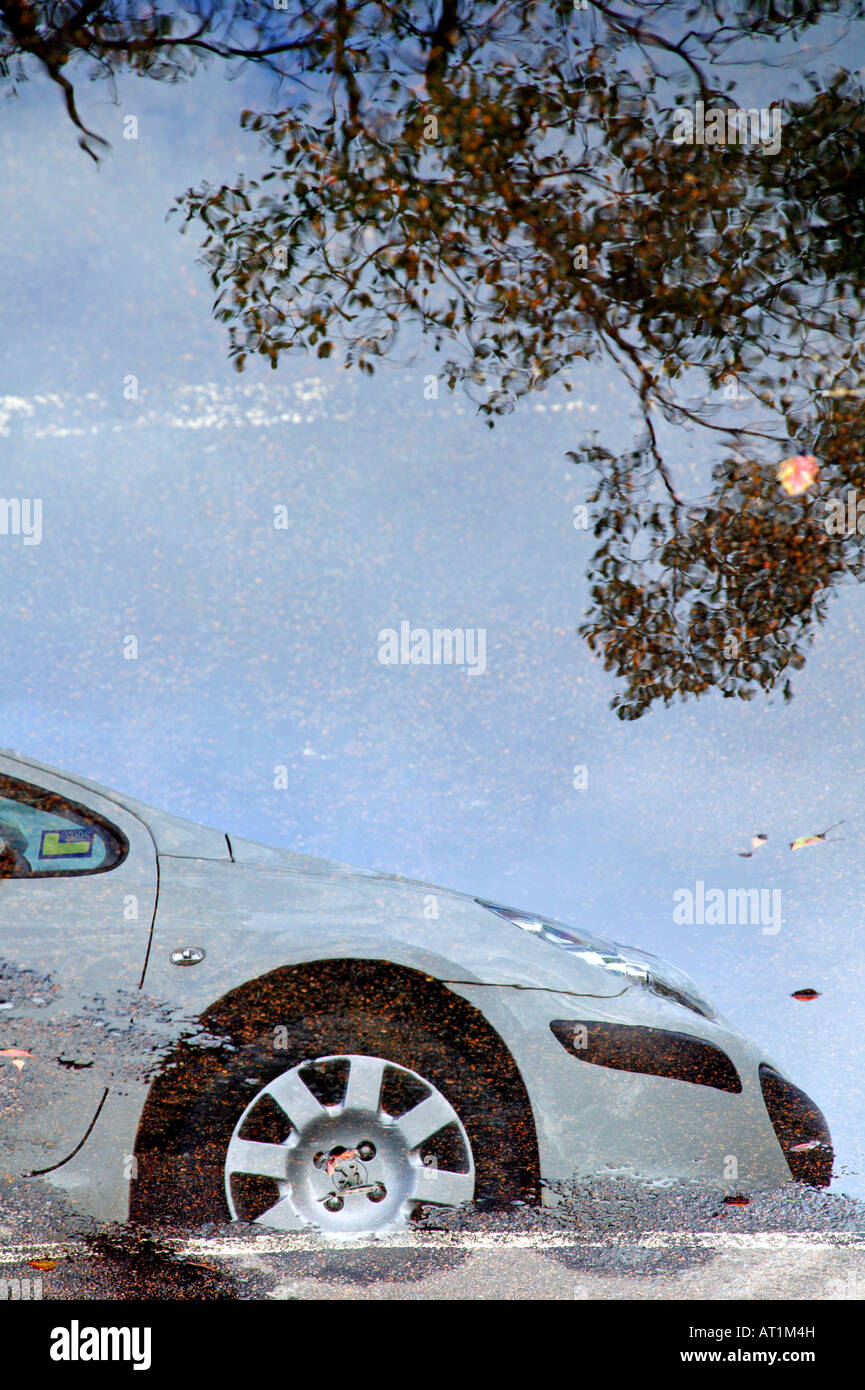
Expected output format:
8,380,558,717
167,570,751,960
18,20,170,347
2,1173,863,1301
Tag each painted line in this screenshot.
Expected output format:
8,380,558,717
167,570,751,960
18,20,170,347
0,1243,75,1265
176,1230,865,1258
2,1230,865,1265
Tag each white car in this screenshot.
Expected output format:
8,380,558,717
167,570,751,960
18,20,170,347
0,751,831,1234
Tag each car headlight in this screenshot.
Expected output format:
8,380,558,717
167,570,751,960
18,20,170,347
476,900,715,1019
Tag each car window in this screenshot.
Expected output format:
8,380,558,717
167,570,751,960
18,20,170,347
0,775,127,878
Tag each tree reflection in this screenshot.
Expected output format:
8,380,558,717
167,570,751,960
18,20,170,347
576,395,865,718
5,1,865,715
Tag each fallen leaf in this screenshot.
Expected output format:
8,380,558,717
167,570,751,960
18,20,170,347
777,453,818,496
790,819,844,851
0,1048,34,1072
739,833,767,857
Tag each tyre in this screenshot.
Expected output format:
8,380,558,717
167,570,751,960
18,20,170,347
131,986,539,1233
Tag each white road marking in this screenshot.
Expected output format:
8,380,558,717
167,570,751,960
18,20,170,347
2,1229,865,1265
0,1243,75,1265
176,1230,865,1257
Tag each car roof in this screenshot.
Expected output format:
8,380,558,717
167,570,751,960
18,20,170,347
0,749,232,860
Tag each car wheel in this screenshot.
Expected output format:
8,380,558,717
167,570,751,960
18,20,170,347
131,1004,537,1233
225,1053,474,1233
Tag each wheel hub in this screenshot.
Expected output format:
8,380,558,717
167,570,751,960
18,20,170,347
322,1148,369,1190
289,1109,414,1227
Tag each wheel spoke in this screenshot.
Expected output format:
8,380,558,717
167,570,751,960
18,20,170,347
412,1164,475,1207
253,1195,307,1231
342,1055,387,1114
226,1053,479,1232
225,1136,289,1181
265,1069,328,1131
393,1091,455,1151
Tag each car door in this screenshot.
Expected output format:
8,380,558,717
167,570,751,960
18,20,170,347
0,758,157,1176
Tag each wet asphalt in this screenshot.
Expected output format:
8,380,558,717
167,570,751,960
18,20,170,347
2,1173,864,1301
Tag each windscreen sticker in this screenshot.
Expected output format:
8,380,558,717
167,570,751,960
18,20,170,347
39,828,96,859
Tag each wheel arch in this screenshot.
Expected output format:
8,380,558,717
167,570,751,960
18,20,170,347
132,956,541,1209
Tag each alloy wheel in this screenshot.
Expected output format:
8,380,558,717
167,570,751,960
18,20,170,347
224,1053,475,1233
